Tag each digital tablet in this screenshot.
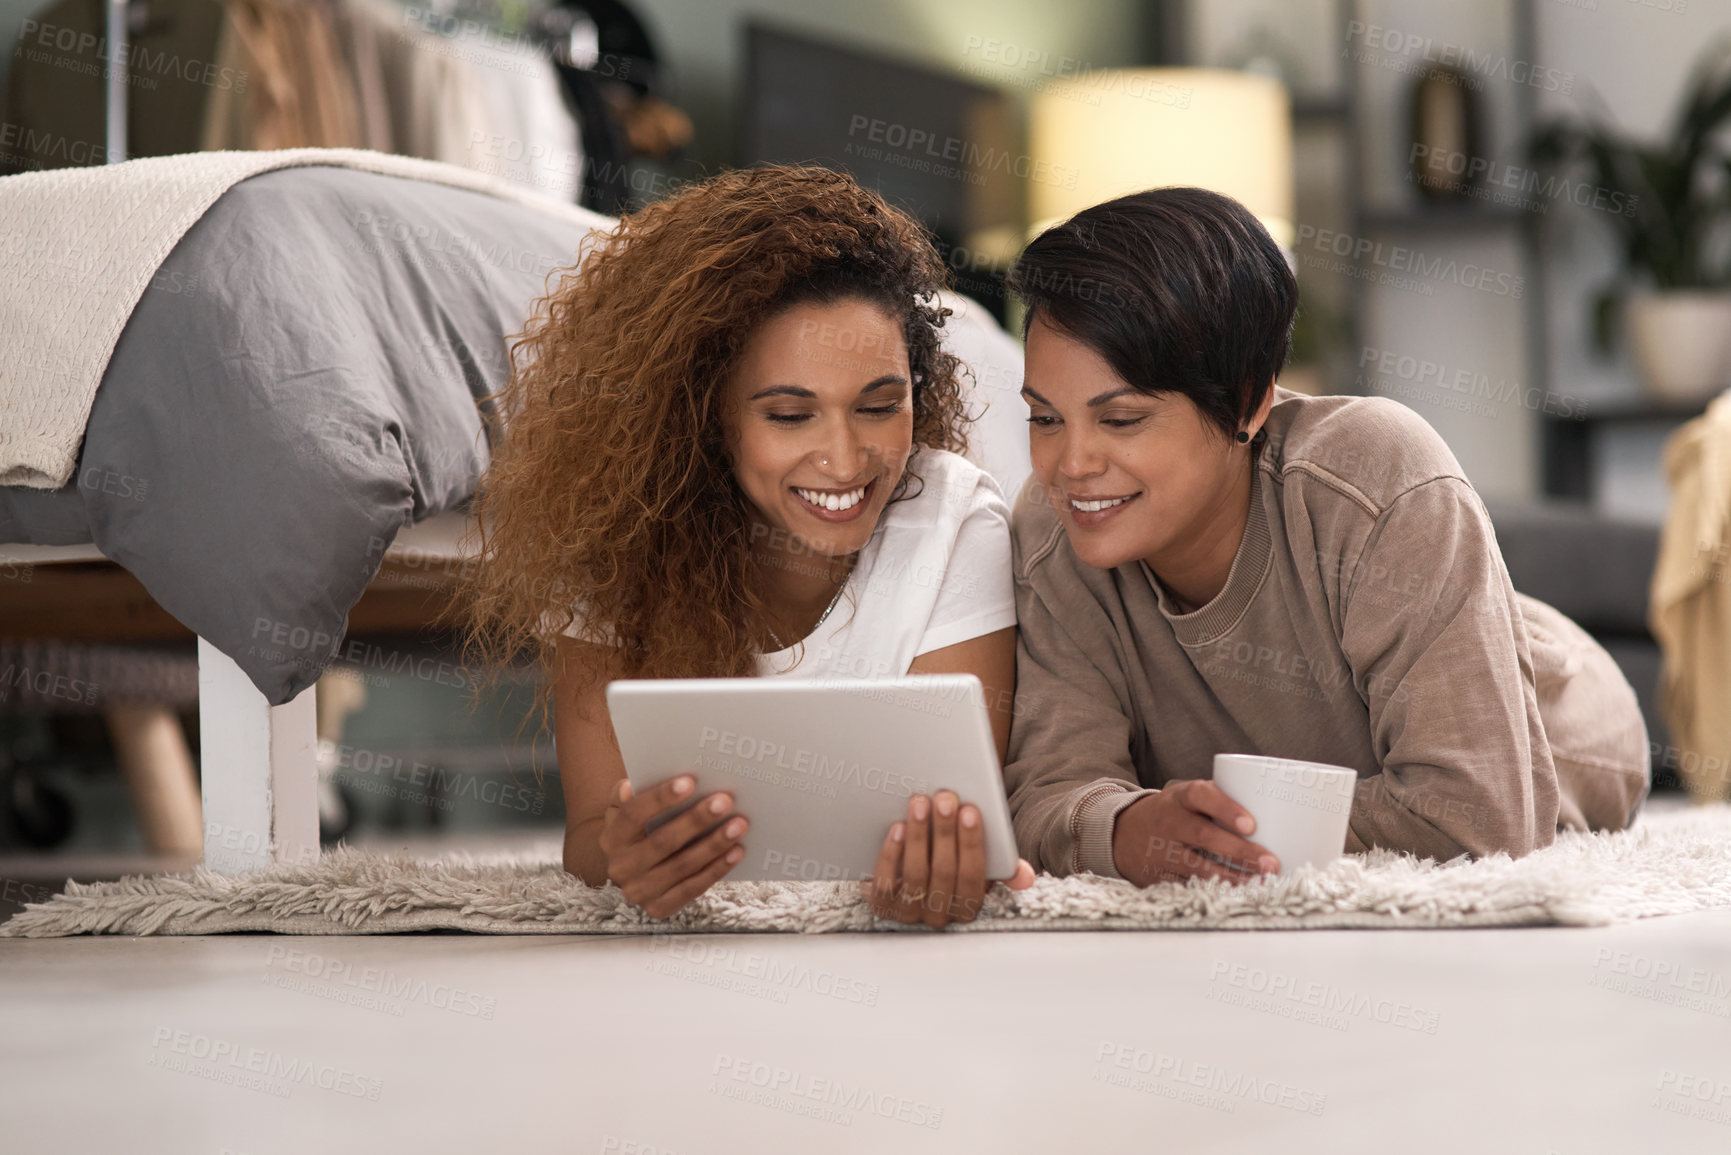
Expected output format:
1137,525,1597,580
604,675,1018,881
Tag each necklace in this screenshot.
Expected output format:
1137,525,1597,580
765,564,853,652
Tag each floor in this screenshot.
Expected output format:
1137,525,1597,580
3,865,1730,1152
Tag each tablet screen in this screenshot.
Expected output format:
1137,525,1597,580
605,675,1018,881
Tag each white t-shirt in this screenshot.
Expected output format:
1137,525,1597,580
556,447,1016,678
757,447,1016,678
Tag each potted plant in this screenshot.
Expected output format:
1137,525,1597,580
1531,39,1731,403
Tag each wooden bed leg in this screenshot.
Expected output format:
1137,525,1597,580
196,637,319,875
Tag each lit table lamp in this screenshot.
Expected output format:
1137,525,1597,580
1027,68,1294,249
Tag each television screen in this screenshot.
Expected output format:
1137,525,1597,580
741,23,1018,320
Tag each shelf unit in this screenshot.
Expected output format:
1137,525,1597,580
1315,0,1548,466
1293,0,1704,502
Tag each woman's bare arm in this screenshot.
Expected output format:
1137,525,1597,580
552,636,629,884
552,637,751,912
906,626,1017,765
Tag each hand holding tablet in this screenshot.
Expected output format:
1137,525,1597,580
605,675,1026,921
863,787,1037,928
596,774,750,920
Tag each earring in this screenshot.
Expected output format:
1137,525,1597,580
1235,430,1251,444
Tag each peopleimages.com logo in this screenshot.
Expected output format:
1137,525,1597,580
148,1028,382,1100
695,726,929,799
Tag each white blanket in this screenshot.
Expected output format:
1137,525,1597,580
0,148,613,490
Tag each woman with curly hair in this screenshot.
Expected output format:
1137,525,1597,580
455,165,1033,926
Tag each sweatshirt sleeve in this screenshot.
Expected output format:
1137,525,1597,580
1337,477,1560,861
1003,574,1156,878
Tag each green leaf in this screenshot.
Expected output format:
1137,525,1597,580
1531,36,1731,315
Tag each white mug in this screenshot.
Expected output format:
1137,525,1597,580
1211,754,1358,876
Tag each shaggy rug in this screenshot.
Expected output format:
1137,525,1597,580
5,806,1729,937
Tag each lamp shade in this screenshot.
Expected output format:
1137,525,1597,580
1028,68,1294,248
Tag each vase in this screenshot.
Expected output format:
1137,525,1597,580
1409,65,1483,202
1626,292,1731,403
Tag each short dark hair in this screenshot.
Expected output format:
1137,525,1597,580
1007,186,1297,440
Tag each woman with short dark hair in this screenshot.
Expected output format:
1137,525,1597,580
1002,186,1649,885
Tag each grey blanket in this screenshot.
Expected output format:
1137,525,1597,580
0,166,599,704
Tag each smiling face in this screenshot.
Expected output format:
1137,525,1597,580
1021,310,1261,576
723,297,914,561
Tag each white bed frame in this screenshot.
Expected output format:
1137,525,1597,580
5,511,478,874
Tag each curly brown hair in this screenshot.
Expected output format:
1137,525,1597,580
446,164,969,739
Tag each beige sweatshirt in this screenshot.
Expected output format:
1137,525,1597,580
1004,388,1651,878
